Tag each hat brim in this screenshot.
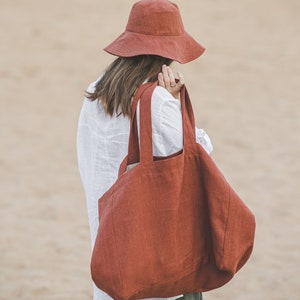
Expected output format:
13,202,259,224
104,30,205,64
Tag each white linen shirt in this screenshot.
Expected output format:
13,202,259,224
77,78,213,300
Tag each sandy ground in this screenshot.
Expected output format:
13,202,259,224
1,0,299,299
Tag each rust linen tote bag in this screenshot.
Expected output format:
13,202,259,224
91,82,256,300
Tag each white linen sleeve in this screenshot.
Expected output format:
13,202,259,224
195,128,213,154
150,86,213,156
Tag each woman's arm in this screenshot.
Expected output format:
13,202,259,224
156,65,213,155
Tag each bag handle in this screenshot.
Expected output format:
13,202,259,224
139,83,197,163
118,82,155,175
119,82,197,172
180,85,197,147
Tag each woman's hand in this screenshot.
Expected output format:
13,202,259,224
158,65,184,99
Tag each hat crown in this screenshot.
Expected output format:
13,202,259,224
126,0,184,36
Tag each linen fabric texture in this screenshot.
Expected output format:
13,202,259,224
91,82,256,300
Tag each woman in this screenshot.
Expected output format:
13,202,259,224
77,0,212,299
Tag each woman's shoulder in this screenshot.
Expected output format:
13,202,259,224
79,75,105,120
86,75,103,94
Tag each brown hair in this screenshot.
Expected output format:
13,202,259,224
86,55,172,117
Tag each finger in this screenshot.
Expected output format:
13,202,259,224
162,65,170,86
158,72,165,87
167,66,176,87
177,71,184,86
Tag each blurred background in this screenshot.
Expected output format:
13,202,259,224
0,0,299,299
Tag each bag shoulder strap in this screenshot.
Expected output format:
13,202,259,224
119,82,198,174
138,84,198,163
118,82,156,175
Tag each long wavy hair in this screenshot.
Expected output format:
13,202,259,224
86,55,173,117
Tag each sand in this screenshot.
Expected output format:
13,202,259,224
1,0,299,299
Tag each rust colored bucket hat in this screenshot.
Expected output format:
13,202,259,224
104,0,205,63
